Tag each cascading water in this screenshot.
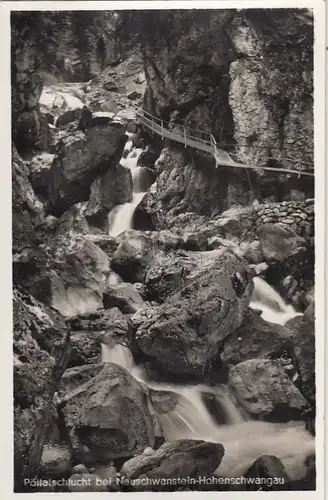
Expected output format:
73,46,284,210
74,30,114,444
250,276,302,325
101,277,314,481
108,135,151,237
102,133,314,482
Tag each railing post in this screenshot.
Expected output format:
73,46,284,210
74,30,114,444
161,120,164,139
184,128,187,148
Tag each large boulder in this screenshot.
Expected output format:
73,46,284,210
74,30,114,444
244,455,291,491
103,283,147,314
13,288,70,491
111,230,155,283
286,310,315,404
228,359,310,421
60,363,157,463
39,444,72,478
121,439,225,487
59,364,104,397
134,253,253,379
257,223,307,263
48,123,126,215
28,152,54,199
15,235,110,317
145,252,196,303
220,309,295,366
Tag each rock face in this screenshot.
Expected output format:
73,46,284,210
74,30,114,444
121,440,225,484
12,146,44,255
220,309,294,366
257,224,307,263
111,230,155,283
13,288,70,491
86,164,133,228
134,253,253,379
14,235,110,317
287,311,315,404
244,455,291,491
228,359,310,421
124,9,313,220
48,124,127,215
103,283,147,314
60,363,157,462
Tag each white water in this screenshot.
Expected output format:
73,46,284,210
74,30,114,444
101,277,314,480
108,139,150,237
250,276,302,325
102,134,313,480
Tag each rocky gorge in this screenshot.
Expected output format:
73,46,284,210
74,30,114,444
12,9,315,493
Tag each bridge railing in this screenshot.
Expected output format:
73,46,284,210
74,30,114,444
135,108,314,177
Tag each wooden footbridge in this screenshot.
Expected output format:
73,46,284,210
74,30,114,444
135,108,314,178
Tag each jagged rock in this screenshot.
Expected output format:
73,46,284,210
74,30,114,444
39,444,72,478
69,332,102,367
60,363,157,463
72,464,89,474
286,310,315,404
257,223,307,263
111,230,155,283
28,152,54,199
137,149,159,170
244,455,291,490
220,309,294,366
66,307,132,366
12,146,44,255
56,108,83,128
149,230,182,251
83,234,119,256
48,123,126,216
54,203,92,237
239,240,264,264
15,235,110,317
134,252,253,379
181,232,208,251
103,283,147,314
85,164,133,228
145,252,196,303
59,364,104,397
121,440,225,487
228,359,310,421
68,307,131,340
13,288,69,491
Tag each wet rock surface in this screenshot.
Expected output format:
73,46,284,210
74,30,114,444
13,288,70,491
135,253,253,379
228,358,310,421
60,363,156,463
121,440,225,486
48,124,127,215
220,309,294,366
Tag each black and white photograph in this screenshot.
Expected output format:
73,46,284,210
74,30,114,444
5,1,325,495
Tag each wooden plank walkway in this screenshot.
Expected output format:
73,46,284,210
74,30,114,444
135,108,314,178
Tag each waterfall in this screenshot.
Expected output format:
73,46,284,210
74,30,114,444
250,277,302,325
101,338,314,481
108,138,152,237
102,132,313,482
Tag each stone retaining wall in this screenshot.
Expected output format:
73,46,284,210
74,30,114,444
254,199,314,237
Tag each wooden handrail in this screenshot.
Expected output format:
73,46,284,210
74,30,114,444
135,108,314,177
